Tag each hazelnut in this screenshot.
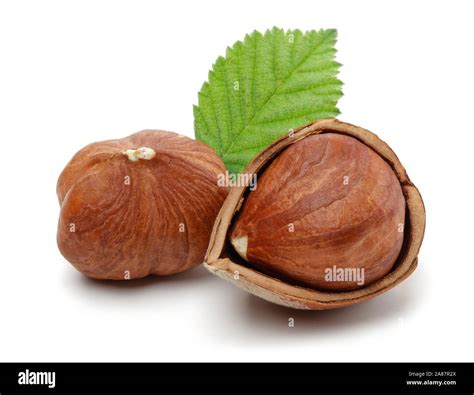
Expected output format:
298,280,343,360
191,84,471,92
57,130,228,280
204,119,425,309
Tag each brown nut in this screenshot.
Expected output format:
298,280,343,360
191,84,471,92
230,132,405,291
57,130,228,280
204,119,425,309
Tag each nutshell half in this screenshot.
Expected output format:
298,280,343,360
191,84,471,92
57,130,228,280
204,119,425,310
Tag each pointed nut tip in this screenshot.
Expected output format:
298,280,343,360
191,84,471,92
231,235,248,261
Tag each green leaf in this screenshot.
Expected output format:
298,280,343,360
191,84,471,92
194,27,343,174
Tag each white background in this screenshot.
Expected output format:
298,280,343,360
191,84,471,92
0,0,473,362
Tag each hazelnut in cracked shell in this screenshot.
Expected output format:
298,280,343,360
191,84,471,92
57,130,228,280
230,134,405,291
205,119,425,309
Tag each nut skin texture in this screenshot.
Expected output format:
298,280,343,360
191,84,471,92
57,130,228,280
230,133,405,291
205,119,425,309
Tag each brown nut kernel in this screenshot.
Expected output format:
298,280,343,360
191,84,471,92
57,130,228,280
230,132,405,291
204,119,425,309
